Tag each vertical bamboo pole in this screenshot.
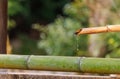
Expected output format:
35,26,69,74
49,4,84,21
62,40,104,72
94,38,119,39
0,0,7,54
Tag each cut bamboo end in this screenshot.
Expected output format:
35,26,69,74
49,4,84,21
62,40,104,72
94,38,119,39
75,25,120,35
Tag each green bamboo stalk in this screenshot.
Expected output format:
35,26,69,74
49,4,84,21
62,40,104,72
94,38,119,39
0,54,120,74
81,58,120,74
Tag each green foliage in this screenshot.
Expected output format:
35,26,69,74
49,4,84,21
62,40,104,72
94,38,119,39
107,49,120,58
8,0,120,57
8,0,30,17
8,19,16,29
105,33,120,58
8,0,30,29
8,0,69,22
37,17,87,56
30,0,69,21
105,0,120,57
36,0,89,56
8,0,72,55
13,35,46,55
8,0,69,28
64,0,89,26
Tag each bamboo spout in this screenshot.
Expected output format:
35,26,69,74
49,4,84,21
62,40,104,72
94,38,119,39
75,25,120,35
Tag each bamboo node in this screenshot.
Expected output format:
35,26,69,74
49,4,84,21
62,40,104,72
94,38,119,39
106,25,111,32
78,57,85,72
26,55,31,69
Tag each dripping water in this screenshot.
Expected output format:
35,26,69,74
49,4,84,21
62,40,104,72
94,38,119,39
73,34,80,55
74,28,82,54
76,35,79,52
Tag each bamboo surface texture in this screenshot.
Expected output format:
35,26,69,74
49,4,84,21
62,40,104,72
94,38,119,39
0,54,120,74
75,25,120,35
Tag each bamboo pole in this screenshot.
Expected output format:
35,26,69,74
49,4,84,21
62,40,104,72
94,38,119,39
75,25,120,35
0,0,7,54
0,54,120,74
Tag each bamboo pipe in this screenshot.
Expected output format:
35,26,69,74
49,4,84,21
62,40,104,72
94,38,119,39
75,25,120,35
0,54,120,74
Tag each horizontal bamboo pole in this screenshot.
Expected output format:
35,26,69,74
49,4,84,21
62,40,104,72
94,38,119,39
75,25,120,35
0,54,120,74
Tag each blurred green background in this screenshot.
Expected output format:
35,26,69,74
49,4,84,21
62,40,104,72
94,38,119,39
8,0,120,58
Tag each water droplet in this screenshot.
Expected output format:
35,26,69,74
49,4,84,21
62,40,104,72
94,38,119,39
75,35,79,53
